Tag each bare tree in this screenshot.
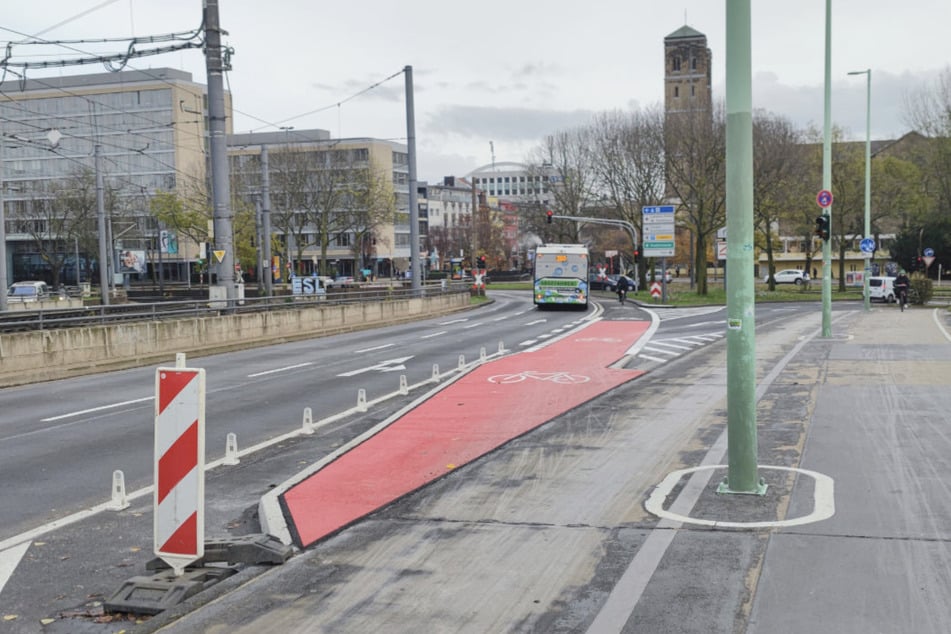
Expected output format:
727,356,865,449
527,127,598,245
753,112,807,289
341,160,396,278
12,169,119,287
590,106,667,287
664,104,727,294
904,67,951,218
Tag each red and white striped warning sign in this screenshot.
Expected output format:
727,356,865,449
154,367,206,574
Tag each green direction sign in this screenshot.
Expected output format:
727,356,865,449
644,240,674,249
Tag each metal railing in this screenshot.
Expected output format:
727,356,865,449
0,280,473,333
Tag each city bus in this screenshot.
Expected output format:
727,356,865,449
532,243,589,309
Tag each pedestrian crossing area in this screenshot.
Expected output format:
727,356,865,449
636,332,725,364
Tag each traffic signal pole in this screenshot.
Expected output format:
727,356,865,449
820,0,833,337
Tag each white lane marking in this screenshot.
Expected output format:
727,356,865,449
247,362,314,378
538,334,552,339
40,396,154,422
638,355,669,363
354,343,395,353
518,339,538,347
437,319,468,325
463,322,485,329
640,346,680,356
524,319,547,326
649,340,692,351
513,310,528,316
337,356,415,377
492,316,508,322
0,541,30,595
672,338,705,346
420,331,447,339
685,320,725,328
693,334,723,342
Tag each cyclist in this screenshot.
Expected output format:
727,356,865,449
616,275,630,304
894,271,911,309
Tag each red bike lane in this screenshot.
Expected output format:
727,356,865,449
282,319,650,548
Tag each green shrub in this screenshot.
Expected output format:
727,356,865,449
910,273,933,305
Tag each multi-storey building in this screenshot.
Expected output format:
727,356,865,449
227,129,411,279
0,67,219,285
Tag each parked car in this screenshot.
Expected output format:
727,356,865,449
650,270,673,284
7,281,50,302
868,276,896,303
764,269,807,285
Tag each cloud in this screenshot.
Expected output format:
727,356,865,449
425,104,596,141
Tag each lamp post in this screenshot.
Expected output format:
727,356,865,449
848,68,872,312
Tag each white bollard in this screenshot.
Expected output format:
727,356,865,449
432,363,440,381
175,352,186,368
458,354,466,370
223,432,240,465
399,375,409,395
301,407,315,434
357,388,367,412
110,470,129,510
480,346,487,361
498,340,505,354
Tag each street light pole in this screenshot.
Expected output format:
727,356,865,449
0,128,8,312
849,68,872,312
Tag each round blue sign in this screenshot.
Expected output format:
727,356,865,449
924,248,935,257
860,238,876,254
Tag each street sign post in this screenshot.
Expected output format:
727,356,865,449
642,205,676,258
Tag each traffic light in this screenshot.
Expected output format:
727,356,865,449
546,209,553,224
478,255,487,269
633,245,640,263
814,214,830,240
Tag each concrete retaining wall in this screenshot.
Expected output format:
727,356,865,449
0,293,469,387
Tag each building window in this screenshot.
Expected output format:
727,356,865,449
674,86,680,98
673,57,681,72
691,57,697,70
691,85,695,97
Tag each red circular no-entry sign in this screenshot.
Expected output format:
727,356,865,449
817,189,833,208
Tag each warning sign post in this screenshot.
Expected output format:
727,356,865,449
154,367,206,576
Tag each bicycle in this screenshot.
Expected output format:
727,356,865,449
897,286,909,311
617,288,626,305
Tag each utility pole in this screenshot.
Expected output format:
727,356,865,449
203,0,235,301
0,127,7,312
95,144,110,306
260,144,273,297
404,65,420,292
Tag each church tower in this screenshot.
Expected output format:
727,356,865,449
664,25,712,119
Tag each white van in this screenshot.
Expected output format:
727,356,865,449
7,281,51,303
868,276,896,303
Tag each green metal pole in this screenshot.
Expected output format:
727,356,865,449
862,70,871,311
719,0,764,496
821,0,833,336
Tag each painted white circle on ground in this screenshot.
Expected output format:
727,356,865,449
645,464,835,529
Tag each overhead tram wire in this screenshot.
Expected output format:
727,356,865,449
240,68,404,139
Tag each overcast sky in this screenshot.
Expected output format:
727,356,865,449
2,1,948,182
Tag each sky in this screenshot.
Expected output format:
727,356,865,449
1,0,949,183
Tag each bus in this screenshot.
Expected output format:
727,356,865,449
533,243,589,309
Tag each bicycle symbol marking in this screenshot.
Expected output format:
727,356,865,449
487,370,591,385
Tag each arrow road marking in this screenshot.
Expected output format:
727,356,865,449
337,356,415,377
0,541,30,595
